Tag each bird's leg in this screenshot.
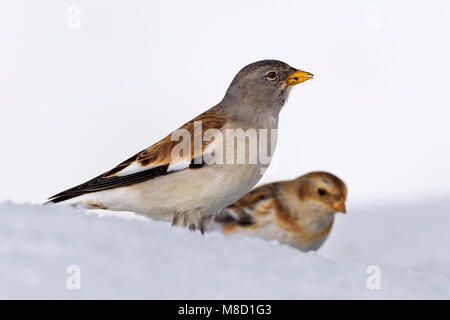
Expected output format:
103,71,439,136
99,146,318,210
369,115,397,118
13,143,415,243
199,214,214,234
172,211,211,233
172,211,189,227
182,214,189,227
171,212,181,227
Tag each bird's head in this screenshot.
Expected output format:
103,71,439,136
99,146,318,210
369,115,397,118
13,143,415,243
296,171,347,215
221,60,313,115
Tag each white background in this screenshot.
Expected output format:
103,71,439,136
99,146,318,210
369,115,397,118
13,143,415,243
1,0,449,206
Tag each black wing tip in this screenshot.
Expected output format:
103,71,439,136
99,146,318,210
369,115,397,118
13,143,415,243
214,212,235,223
47,192,87,204
45,162,172,206
215,210,255,226
43,199,54,206
45,188,89,204
44,171,111,205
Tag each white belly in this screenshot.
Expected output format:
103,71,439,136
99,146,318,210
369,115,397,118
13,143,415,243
73,163,263,223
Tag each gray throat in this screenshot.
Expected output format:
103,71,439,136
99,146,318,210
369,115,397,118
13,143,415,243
218,86,291,128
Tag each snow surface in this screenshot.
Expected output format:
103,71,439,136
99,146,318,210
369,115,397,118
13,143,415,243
1,200,449,299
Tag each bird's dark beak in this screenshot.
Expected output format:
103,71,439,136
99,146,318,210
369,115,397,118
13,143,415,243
333,200,346,214
286,69,314,86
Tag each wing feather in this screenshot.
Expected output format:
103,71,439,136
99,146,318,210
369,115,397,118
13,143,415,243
215,183,278,225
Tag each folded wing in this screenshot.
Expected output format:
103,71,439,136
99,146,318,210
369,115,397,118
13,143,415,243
215,183,278,225
47,107,227,203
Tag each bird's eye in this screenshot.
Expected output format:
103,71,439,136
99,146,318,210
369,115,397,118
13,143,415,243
266,71,277,80
318,188,327,196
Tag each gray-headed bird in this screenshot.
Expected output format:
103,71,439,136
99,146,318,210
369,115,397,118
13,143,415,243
47,60,313,231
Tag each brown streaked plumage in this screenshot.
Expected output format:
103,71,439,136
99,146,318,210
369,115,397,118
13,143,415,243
212,172,347,251
123,108,228,169
46,60,313,230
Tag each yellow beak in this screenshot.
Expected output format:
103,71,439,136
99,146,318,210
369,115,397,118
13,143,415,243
333,200,346,214
286,69,314,86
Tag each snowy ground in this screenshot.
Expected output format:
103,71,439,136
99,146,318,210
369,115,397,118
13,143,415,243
0,200,449,299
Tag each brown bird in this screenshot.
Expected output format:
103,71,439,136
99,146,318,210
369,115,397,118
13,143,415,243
46,60,313,231
212,172,347,251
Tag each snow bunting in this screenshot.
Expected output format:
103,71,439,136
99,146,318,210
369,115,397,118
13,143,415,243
213,172,347,251
47,60,313,231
